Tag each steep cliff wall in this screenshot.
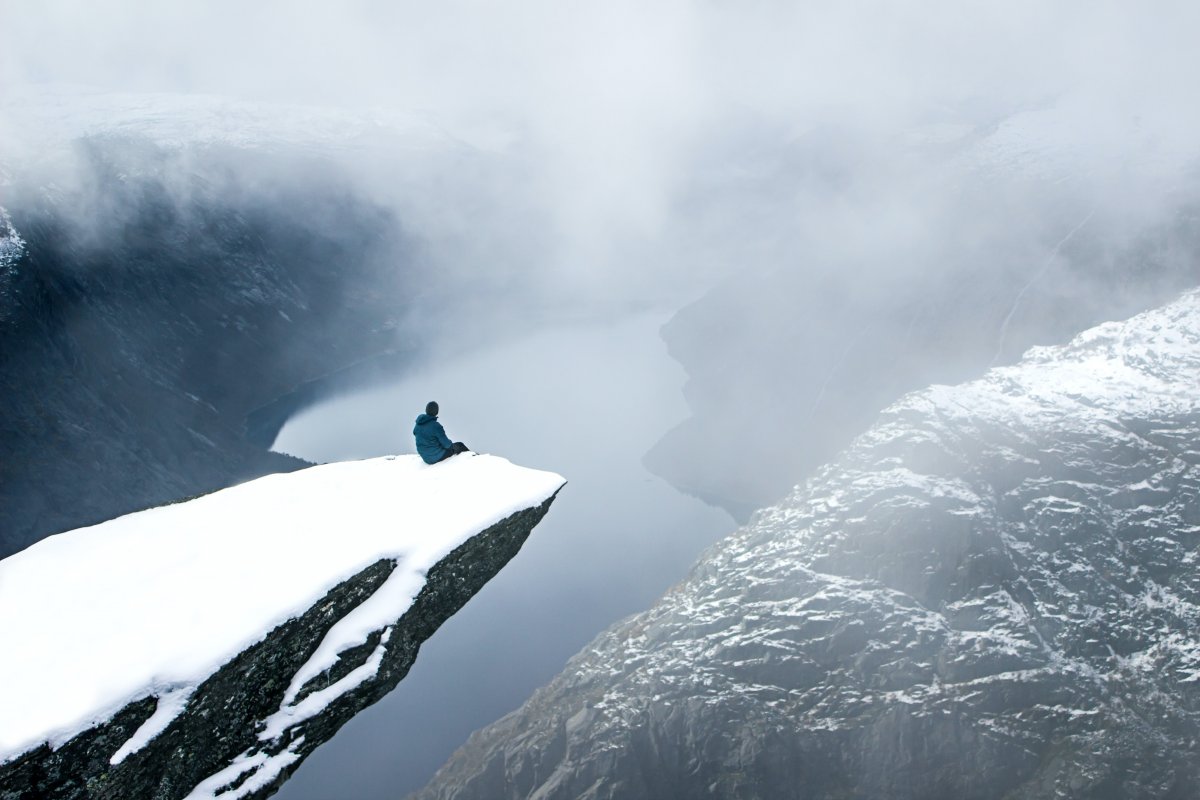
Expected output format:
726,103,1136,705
0,455,564,800
0,136,418,557
415,291,1200,799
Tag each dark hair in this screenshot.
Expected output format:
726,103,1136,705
426,401,439,416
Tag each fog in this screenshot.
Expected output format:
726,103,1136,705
6,0,1200,796
9,1,1199,383
9,1,1200,315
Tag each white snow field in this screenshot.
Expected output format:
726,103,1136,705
0,454,564,766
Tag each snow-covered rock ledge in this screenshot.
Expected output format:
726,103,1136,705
0,454,564,800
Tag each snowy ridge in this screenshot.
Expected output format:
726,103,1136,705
0,84,531,196
414,290,1200,799
0,454,564,770
0,86,467,161
951,99,1198,189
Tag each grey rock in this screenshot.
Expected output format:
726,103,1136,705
414,292,1200,800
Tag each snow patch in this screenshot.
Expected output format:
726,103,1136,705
183,736,305,800
260,628,392,742
0,206,25,307
109,685,195,765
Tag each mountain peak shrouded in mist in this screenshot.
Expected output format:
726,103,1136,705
0,455,564,800
412,290,1200,800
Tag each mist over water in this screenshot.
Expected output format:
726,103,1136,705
271,313,732,798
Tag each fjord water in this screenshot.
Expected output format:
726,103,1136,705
271,312,733,799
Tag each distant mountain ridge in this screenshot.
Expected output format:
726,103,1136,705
414,289,1200,799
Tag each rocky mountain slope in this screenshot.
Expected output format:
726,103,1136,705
0,455,564,800
414,290,1200,799
0,137,414,557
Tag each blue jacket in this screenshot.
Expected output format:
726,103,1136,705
413,414,453,464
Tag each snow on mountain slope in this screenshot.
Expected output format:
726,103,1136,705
0,209,21,267
413,290,1200,800
0,454,564,799
0,86,466,162
0,207,22,315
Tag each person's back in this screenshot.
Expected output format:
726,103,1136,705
413,401,469,464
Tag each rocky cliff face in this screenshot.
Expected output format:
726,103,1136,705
0,137,414,557
414,290,1200,800
0,488,560,800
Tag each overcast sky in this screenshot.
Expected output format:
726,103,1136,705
7,1,1200,311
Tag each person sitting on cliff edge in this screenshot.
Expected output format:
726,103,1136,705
414,401,470,464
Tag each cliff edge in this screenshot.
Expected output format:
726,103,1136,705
0,454,564,800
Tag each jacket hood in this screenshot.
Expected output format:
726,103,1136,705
415,413,437,425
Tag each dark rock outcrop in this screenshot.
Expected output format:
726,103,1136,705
0,492,560,800
414,291,1200,799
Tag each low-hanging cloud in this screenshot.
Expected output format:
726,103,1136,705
4,2,1199,303
7,1,1199,306
7,0,1200,495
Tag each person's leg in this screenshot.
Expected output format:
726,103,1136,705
437,442,470,462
